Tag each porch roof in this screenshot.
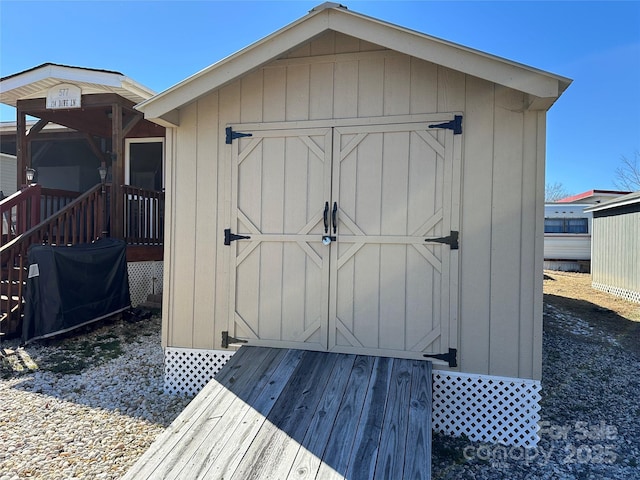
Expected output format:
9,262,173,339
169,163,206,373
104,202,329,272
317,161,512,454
0,63,156,108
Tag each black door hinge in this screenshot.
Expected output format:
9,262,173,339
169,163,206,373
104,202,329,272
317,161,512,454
428,115,462,135
424,231,459,250
224,228,251,245
423,348,457,367
222,331,248,348
226,127,253,144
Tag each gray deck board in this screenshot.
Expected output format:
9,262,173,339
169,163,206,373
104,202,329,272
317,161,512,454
123,347,432,480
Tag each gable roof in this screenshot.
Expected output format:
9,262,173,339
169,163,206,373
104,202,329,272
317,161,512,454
556,189,632,204
0,63,156,107
585,190,640,213
136,2,571,127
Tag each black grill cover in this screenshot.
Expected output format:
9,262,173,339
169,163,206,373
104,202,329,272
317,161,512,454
22,238,131,344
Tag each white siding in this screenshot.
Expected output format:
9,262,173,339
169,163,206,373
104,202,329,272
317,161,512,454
0,153,17,196
163,32,547,380
543,204,592,262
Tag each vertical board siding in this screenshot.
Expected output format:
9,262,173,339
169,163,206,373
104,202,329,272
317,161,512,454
489,86,525,379
192,94,219,348
517,111,538,379
166,41,545,379
592,210,640,297
161,130,175,348
458,76,494,374
170,102,199,347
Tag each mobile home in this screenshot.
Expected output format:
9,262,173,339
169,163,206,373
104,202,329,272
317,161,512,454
543,203,592,272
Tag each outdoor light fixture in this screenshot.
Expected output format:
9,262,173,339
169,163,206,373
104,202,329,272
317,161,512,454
25,167,35,184
98,164,107,184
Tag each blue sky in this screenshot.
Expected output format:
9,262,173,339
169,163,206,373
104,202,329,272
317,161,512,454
1,1,639,195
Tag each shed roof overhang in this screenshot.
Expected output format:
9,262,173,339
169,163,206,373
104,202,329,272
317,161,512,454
136,2,572,127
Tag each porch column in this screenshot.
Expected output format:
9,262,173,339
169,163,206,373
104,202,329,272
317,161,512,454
111,102,123,239
16,107,27,189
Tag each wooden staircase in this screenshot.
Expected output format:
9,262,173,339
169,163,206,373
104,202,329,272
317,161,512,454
0,183,165,338
0,184,105,337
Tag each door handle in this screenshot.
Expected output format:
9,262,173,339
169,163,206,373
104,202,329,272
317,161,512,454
323,202,329,233
332,202,338,234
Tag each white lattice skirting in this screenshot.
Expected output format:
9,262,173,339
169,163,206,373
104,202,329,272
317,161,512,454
593,282,640,304
432,370,541,448
163,347,542,447
164,348,235,396
127,261,163,307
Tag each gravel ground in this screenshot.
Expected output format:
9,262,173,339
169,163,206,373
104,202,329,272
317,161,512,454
1,282,639,479
432,301,640,479
0,317,191,480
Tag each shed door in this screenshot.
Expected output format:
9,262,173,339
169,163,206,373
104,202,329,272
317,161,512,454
228,118,460,361
228,128,333,350
329,124,459,359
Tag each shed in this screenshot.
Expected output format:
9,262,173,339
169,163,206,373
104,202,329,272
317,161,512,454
137,2,570,447
586,191,640,303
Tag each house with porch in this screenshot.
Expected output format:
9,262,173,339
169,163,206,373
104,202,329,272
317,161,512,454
0,63,166,335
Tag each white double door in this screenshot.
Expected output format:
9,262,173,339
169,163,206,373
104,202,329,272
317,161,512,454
227,116,460,360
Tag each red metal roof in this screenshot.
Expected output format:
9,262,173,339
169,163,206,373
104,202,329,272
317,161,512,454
556,189,631,203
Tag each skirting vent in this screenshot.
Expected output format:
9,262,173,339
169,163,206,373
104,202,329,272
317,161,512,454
163,348,542,447
592,282,640,304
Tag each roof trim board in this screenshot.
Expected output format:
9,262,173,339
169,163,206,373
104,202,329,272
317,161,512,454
136,4,571,125
0,63,156,107
584,190,640,213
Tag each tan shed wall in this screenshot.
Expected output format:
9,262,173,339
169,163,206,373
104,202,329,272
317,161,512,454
162,32,546,380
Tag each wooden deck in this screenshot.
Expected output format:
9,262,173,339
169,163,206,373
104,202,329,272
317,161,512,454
123,346,432,480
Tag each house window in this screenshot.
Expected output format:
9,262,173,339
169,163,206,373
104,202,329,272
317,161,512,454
125,138,164,191
544,218,588,234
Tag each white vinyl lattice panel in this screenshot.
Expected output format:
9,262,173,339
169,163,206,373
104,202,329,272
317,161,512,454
164,347,234,396
127,261,163,307
592,282,640,304
432,370,541,447
163,349,542,447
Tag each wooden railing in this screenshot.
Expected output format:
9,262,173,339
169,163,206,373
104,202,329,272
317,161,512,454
0,185,80,248
0,183,164,334
0,184,106,334
121,185,164,245
40,188,80,221
1,184,41,248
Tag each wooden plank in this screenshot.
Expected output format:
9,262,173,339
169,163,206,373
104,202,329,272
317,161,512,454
286,64,310,121
458,75,494,374
163,347,296,480
373,358,413,479
168,102,198,347
315,355,376,480
344,356,393,480
285,353,357,480
126,348,433,480
122,346,276,479
231,350,340,480
193,93,219,348
489,86,525,378
403,360,432,480
196,349,305,479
